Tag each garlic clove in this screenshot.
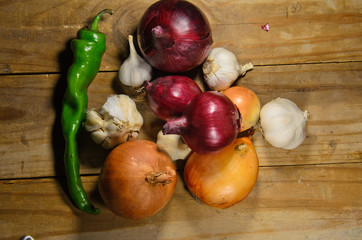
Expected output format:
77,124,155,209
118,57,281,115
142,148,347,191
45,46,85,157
90,129,108,145
118,35,152,88
84,110,104,131
85,94,144,149
102,128,129,149
104,119,122,133
156,130,191,161
100,95,143,128
260,98,308,150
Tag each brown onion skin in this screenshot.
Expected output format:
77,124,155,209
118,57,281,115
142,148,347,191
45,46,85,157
184,137,259,209
222,86,261,132
98,140,177,219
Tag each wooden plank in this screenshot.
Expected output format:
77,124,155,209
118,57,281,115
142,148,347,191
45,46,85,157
0,71,160,179
241,62,362,167
0,0,361,74
0,164,361,240
1,62,361,179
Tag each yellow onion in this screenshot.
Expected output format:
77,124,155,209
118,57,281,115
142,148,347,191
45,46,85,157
223,86,261,132
184,137,259,209
98,140,177,219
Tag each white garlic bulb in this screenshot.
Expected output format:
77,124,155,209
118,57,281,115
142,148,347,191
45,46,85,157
202,47,253,91
156,130,191,161
85,94,143,149
118,35,152,87
260,98,309,150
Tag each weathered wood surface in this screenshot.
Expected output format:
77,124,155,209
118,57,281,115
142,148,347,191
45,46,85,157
1,164,361,240
1,62,361,179
0,0,361,74
0,0,361,239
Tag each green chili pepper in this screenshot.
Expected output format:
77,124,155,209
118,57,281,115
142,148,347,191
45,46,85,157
61,9,113,215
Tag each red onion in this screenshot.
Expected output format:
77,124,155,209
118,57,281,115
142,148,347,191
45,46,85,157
145,75,202,121
137,0,213,73
261,23,270,32
163,91,241,154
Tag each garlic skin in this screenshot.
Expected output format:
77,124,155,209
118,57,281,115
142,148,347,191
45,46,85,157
202,47,253,91
260,98,309,150
156,130,191,161
85,94,143,149
118,35,152,88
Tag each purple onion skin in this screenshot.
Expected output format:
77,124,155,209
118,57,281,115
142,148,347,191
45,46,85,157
163,91,241,154
137,0,213,73
145,75,202,121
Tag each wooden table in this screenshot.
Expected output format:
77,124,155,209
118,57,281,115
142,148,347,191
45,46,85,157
0,0,361,239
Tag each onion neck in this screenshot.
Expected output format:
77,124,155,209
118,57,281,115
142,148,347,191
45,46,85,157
151,26,175,49
145,167,176,186
162,116,187,135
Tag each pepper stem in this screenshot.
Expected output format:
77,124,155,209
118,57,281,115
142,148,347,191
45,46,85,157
90,9,113,32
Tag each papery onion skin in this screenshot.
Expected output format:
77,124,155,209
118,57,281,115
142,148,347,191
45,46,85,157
223,86,261,132
137,0,213,72
145,75,202,121
184,137,259,209
98,140,177,219
163,91,241,154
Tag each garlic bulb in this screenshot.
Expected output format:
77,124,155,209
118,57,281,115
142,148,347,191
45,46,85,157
202,47,253,91
260,98,309,150
85,94,143,149
156,130,191,161
118,35,152,88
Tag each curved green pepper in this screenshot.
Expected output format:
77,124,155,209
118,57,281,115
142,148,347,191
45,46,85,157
61,9,113,215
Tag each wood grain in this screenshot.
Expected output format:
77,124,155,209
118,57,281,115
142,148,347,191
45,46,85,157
1,62,361,179
0,0,361,74
0,1,361,238
0,164,361,240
